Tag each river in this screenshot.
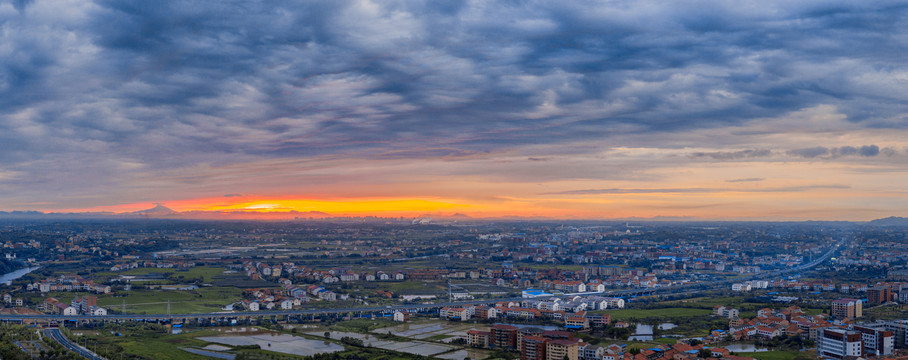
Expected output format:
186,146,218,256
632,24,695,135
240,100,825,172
0,266,39,285
628,323,676,341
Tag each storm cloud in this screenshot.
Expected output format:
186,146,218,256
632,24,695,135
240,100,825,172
1,0,908,211
788,145,890,158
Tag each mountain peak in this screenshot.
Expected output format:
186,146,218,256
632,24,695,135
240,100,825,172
131,204,177,216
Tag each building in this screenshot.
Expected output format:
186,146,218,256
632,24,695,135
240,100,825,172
604,297,625,309
546,338,582,360
853,325,894,356
586,313,611,327
440,307,473,321
280,299,293,310
521,335,548,360
868,286,892,305
491,324,519,350
467,330,490,348
523,289,554,298
565,315,590,330
714,306,740,319
755,326,781,339
818,328,863,359
882,319,908,348
731,283,751,292
518,327,544,352
41,297,72,315
474,306,498,319
831,298,862,319
580,344,605,360
393,311,410,322
70,295,98,314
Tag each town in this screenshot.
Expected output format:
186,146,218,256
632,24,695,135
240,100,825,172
0,219,906,360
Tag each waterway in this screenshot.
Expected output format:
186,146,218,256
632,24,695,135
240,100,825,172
628,323,677,341
0,266,39,285
628,324,654,341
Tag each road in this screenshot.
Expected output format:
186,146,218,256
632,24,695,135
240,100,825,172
43,328,106,360
0,238,843,322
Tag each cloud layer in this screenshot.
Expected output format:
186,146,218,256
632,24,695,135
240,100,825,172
2,0,908,219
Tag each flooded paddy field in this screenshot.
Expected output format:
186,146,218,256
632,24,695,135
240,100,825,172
311,330,460,357
374,320,479,343
199,333,344,357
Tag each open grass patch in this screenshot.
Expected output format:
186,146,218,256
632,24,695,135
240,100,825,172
599,307,713,321
71,324,222,360
95,287,243,314
735,350,801,360
653,337,678,344
93,266,227,283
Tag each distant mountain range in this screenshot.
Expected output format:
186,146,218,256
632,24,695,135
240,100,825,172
866,216,908,226
0,206,904,223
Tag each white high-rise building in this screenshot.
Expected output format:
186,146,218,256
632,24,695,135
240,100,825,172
853,325,894,356
818,328,863,359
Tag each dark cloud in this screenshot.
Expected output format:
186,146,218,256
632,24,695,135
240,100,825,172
0,0,907,208
690,149,772,160
788,147,829,158
836,146,859,156
859,145,880,157
790,145,885,158
546,185,849,195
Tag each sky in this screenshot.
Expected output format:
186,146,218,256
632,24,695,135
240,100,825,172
2,0,908,220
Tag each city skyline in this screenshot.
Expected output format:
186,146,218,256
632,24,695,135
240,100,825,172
2,1,908,220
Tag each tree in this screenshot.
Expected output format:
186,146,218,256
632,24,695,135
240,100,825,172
698,349,713,358
324,331,331,338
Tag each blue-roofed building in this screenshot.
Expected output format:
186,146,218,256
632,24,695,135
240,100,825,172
522,289,554,298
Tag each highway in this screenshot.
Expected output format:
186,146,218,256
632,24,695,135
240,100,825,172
0,238,843,323
44,328,106,360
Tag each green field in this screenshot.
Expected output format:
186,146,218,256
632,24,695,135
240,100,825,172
652,337,678,344
96,287,243,314
735,350,802,360
69,325,221,360
518,263,586,271
599,307,713,321
863,303,908,320
116,334,211,360
94,266,228,283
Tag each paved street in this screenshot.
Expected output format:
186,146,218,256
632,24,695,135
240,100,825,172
43,328,106,360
